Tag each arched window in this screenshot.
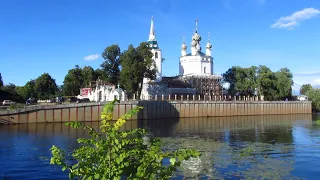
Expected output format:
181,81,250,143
204,67,206,74
155,52,158,59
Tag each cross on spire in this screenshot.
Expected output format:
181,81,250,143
195,18,198,32
208,32,210,42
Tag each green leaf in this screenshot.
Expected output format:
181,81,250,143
94,174,100,179
170,158,176,165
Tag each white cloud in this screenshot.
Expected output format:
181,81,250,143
313,79,320,86
271,8,320,29
294,71,320,76
84,54,100,61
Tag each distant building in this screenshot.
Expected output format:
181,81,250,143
141,17,222,99
297,95,308,101
77,79,126,102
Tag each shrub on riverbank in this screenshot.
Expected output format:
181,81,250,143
306,88,320,112
50,99,200,179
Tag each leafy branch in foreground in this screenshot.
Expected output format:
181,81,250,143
50,99,200,180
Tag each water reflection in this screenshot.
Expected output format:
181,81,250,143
0,114,319,179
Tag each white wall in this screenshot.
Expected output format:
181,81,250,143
180,56,214,76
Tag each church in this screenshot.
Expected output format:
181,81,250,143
140,17,222,100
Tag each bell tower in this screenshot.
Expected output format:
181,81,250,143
147,16,162,82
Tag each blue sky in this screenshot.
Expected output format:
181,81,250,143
0,0,320,94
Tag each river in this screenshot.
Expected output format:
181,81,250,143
1,114,320,179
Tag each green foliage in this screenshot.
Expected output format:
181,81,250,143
101,44,121,85
8,103,24,110
82,66,96,87
94,68,108,81
63,65,85,96
0,83,24,103
306,88,320,112
16,80,37,100
120,42,157,98
223,66,258,96
50,100,200,179
300,84,312,95
223,65,293,101
34,73,58,100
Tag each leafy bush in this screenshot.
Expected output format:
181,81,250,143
8,103,24,110
306,88,320,112
50,99,200,179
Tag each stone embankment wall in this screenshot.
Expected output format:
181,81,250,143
0,101,312,124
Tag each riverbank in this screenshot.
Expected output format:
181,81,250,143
0,100,312,124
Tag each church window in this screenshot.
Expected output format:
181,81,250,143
204,67,206,74
155,52,158,58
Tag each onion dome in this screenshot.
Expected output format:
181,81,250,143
191,40,197,47
206,41,212,49
181,42,187,50
192,32,201,42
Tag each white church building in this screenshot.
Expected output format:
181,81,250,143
140,17,222,100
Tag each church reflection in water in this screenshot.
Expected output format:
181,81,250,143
3,114,313,145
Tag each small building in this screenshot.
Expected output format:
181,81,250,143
297,95,308,101
77,80,126,102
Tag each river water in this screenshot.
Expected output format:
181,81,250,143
1,114,320,179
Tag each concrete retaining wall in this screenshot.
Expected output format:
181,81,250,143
0,101,312,124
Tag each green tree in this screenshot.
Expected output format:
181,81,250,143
120,42,156,98
223,65,293,101
275,68,293,100
50,100,200,179
222,66,258,96
101,44,121,85
94,68,108,81
0,83,25,102
0,72,3,87
35,73,58,100
256,65,278,101
82,66,96,87
300,84,312,95
306,88,320,112
1,83,16,92
63,65,84,96
16,80,37,100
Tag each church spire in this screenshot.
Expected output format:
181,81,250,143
149,16,156,41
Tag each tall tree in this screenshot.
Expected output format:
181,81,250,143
119,42,156,98
222,66,241,96
63,65,84,96
275,68,293,100
82,66,96,86
101,44,121,85
35,73,58,100
300,84,312,95
94,68,107,81
256,65,278,101
222,66,258,96
0,72,3,87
